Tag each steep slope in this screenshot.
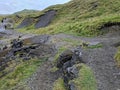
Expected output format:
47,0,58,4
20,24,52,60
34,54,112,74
5,0,120,36
26,0,120,36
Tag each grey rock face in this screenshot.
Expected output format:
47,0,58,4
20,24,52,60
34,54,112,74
69,82,77,90
56,49,73,68
17,17,34,28
56,47,83,90
35,10,56,28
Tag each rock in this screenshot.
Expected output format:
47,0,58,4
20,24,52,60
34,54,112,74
81,42,89,47
56,49,73,68
22,57,31,61
17,17,34,28
71,46,83,64
69,82,77,90
62,61,72,74
112,41,120,47
56,47,84,90
3,45,8,50
63,75,69,88
1,18,14,29
23,35,50,45
90,1,98,9
88,41,101,46
29,44,55,58
67,65,79,79
11,39,23,49
35,10,56,28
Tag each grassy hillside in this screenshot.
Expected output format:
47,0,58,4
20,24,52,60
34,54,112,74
16,0,120,36
14,9,40,16
2,0,119,36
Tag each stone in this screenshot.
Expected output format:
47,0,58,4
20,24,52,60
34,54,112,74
67,65,79,79
69,82,77,90
22,57,31,61
23,35,50,45
56,49,73,68
71,46,84,64
88,42,101,46
11,39,23,49
62,61,72,74
2,45,8,50
17,17,34,28
63,75,69,88
35,10,56,28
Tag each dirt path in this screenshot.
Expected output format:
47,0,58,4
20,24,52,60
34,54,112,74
83,45,120,90
1,30,120,90
48,33,120,90
27,60,60,90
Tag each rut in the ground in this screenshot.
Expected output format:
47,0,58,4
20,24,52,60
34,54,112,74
27,61,60,90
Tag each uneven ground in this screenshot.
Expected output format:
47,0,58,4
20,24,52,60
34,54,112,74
0,30,120,90
27,60,60,90
26,31,120,90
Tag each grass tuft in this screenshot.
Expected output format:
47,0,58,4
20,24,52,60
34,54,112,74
71,64,97,90
53,78,66,90
0,58,46,90
114,47,120,67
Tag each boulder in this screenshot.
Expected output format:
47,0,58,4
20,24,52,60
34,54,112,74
67,65,79,79
62,61,72,74
69,82,77,90
56,50,73,68
29,44,56,58
23,35,50,45
71,46,83,64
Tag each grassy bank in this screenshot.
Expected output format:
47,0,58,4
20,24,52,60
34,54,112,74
0,58,47,90
16,0,120,36
53,64,97,90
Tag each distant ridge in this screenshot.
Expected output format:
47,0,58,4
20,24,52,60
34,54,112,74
14,9,40,16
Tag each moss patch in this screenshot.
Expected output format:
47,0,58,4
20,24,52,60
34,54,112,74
53,64,97,90
53,78,66,90
114,47,120,67
0,58,46,90
71,64,97,90
87,44,103,49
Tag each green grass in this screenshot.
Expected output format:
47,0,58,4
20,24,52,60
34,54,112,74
53,78,66,90
61,38,82,46
87,44,103,49
71,64,97,90
6,0,120,36
114,47,120,67
0,58,47,90
54,46,68,63
53,64,97,90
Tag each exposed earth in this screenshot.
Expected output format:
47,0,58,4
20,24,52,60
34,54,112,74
0,29,120,90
